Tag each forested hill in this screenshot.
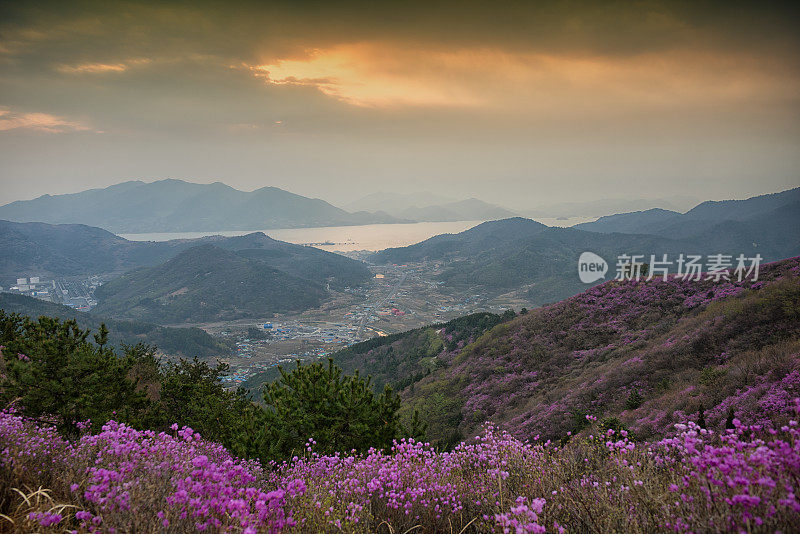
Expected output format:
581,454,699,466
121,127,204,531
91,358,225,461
0,220,371,289
0,292,232,358
371,203,800,305
92,245,328,323
202,231,370,289
371,218,692,304
0,219,180,283
331,311,512,392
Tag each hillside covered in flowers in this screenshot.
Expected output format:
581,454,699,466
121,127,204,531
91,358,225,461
373,257,800,445
2,408,800,532
1,258,799,532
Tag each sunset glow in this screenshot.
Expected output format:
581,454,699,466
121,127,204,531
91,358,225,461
0,1,797,206
0,107,90,133
248,43,798,114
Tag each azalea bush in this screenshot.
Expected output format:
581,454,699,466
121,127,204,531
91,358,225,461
2,406,799,533
0,411,301,533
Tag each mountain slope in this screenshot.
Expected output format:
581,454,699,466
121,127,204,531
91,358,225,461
328,312,506,389
206,232,370,289
0,292,232,358
373,218,549,262
684,201,800,260
372,218,695,303
334,257,800,446
93,245,327,323
523,195,700,218
0,179,401,233
372,207,800,304
683,186,800,222
0,221,371,289
0,220,184,283
572,208,681,234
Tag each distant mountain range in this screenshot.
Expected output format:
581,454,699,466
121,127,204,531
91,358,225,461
0,179,403,233
3,186,797,322
0,292,232,359
93,245,329,324
372,188,800,305
397,198,517,222
343,191,517,222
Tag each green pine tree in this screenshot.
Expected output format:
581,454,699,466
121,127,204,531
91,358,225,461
0,313,150,436
262,358,403,460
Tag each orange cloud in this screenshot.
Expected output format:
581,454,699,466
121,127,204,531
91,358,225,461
57,58,151,74
247,42,800,113
249,44,483,108
0,107,91,133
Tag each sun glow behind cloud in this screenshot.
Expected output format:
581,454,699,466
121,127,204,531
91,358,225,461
249,44,484,108
247,42,799,114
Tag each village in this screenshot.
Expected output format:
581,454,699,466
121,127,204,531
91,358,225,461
209,262,526,390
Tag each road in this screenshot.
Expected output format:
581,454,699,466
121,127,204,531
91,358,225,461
355,269,408,339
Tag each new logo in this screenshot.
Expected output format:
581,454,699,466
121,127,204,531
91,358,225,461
578,251,608,283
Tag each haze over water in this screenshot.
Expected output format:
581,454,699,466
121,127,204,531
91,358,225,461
120,217,595,252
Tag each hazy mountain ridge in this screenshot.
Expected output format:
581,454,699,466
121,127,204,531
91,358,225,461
0,219,184,284
343,191,517,222
343,191,456,213
570,208,681,234
0,179,403,233
575,187,800,237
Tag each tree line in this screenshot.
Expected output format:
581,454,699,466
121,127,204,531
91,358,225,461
0,311,424,463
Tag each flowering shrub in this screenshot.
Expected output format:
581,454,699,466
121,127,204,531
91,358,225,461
0,412,300,533
494,496,547,533
3,408,800,532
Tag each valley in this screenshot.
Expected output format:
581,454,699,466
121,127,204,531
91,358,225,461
3,186,797,395
194,262,531,390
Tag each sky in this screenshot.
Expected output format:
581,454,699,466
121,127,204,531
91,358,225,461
0,0,798,210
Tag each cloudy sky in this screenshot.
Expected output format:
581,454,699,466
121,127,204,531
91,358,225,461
0,0,798,209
